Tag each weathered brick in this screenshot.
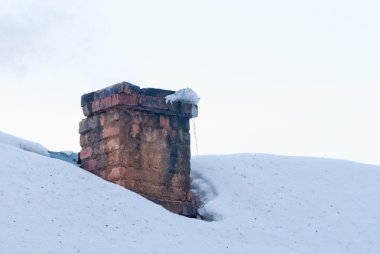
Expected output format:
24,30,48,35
79,116,100,134
118,94,139,106
80,129,102,147
106,166,126,181
81,159,97,172
82,104,91,116
95,150,121,169
102,126,120,138
93,137,120,155
80,147,93,161
131,183,188,201
138,96,169,110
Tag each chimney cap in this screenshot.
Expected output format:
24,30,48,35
81,82,140,106
81,82,178,107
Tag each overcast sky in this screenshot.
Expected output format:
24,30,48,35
1,0,379,165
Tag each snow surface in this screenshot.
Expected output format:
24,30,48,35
0,131,50,157
1,135,380,253
165,88,200,105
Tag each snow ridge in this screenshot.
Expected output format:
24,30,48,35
0,131,50,157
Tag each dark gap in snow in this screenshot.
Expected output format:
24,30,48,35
49,151,80,166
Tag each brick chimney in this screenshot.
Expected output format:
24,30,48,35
79,82,198,217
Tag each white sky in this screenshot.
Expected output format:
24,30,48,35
1,0,379,165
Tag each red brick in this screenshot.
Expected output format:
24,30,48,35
80,147,93,161
102,126,120,138
82,159,97,172
131,123,140,138
106,167,126,181
159,116,171,131
118,94,138,106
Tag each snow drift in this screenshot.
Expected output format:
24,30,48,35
0,133,380,254
0,131,50,157
165,88,200,105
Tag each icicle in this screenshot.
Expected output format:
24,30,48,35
192,118,199,156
